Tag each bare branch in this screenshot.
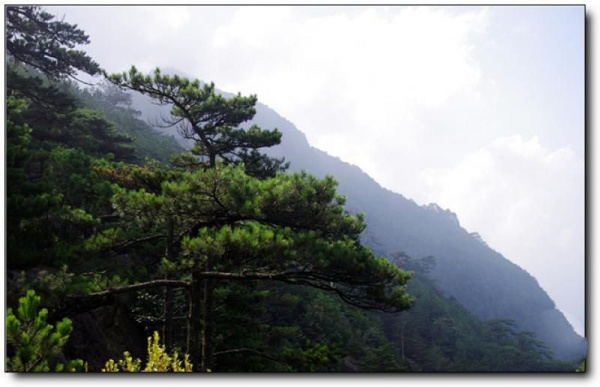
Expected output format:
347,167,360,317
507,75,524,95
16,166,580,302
100,234,165,254
69,279,190,299
214,348,283,364
51,279,190,319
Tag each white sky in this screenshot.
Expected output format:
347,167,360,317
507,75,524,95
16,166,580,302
37,4,586,336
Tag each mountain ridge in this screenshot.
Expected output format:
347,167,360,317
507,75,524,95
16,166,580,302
128,70,586,360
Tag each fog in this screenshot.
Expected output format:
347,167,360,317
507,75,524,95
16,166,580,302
45,5,585,335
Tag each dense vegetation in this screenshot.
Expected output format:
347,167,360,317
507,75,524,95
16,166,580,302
5,6,583,372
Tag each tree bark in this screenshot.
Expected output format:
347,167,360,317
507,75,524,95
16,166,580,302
200,278,215,372
400,319,407,361
200,252,215,372
163,286,174,352
208,151,216,169
187,269,203,370
162,219,175,352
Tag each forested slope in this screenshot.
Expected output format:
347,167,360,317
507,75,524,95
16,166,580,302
252,100,588,361
134,73,587,361
5,6,584,373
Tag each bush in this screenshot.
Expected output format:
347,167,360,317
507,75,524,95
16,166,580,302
6,290,84,372
102,331,193,372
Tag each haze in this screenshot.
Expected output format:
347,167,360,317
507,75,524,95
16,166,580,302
44,5,585,336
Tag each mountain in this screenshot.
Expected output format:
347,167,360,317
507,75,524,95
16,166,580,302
129,71,586,360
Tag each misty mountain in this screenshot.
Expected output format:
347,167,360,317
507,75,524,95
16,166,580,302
129,69,586,360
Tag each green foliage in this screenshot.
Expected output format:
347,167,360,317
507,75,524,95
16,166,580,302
102,331,193,372
282,339,343,372
6,52,134,271
8,266,127,310
244,284,403,372
6,65,78,114
59,108,135,161
6,5,101,135
111,163,413,313
6,143,113,268
5,96,32,176
105,159,412,371
6,290,83,372
380,256,575,372
6,6,100,78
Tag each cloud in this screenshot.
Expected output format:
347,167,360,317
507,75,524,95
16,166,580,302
207,7,489,170
422,135,585,334
46,6,235,75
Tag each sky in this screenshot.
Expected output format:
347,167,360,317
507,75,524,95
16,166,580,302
40,4,586,336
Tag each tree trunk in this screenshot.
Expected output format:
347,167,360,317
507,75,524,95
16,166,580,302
187,270,203,370
200,253,215,372
400,320,406,361
200,278,215,372
162,219,175,352
163,286,174,352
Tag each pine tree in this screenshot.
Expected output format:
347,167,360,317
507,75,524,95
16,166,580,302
6,290,84,372
108,67,288,178
74,163,414,371
6,6,100,79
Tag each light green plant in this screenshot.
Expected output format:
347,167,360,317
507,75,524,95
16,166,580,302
102,331,193,372
6,290,84,372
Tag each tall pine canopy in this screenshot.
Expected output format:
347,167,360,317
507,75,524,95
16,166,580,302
109,67,288,178
6,6,100,79
99,64,415,368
